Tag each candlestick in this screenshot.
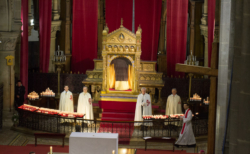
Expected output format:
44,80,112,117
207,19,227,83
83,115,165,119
50,146,52,154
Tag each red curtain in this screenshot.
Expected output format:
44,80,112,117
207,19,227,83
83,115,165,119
71,0,98,73
106,0,133,32
21,0,28,103
135,0,162,61
166,0,188,77
208,0,216,67
39,0,52,73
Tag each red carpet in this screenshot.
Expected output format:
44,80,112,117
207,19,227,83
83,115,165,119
99,100,136,144
0,144,69,154
99,100,136,121
0,145,198,154
136,149,197,154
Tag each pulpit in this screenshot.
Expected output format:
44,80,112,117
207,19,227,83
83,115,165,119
83,20,164,104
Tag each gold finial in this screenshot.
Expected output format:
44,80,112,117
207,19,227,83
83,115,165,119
120,18,123,27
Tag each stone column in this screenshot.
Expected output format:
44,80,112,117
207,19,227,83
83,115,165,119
59,0,71,72
0,32,20,111
49,0,61,72
158,0,166,54
52,0,60,20
98,0,105,59
49,21,62,72
157,0,167,74
28,0,34,36
214,0,231,153
33,0,39,31
200,0,208,67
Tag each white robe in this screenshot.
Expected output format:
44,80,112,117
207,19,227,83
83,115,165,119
165,94,182,115
175,109,196,146
77,92,93,121
134,93,152,126
59,90,74,112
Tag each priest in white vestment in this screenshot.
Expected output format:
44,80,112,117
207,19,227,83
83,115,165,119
175,103,196,147
59,85,74,112
134,87,152,126
77,86,94,122
165,88,182,125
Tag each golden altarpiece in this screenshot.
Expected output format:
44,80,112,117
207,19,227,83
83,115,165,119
83,21,164,104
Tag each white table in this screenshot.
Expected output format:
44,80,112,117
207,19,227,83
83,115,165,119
69,132,118,154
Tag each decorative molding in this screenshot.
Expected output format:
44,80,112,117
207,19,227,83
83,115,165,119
0,32,20,51
200,25,208,37
142,64,154,71
51,20,62,37
139,73,163,81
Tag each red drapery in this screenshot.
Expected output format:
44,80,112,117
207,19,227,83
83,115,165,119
166,0,188,77
71,0,98,73
21,0,28,103
208,0,216,67
106,0,133,32
135,0,162,61
39,0,52,73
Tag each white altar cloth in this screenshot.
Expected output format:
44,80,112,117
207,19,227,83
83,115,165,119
69,132,118,154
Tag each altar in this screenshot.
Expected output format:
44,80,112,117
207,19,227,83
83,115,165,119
83,20,164,104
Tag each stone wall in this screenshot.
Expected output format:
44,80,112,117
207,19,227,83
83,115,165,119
0,1,21,111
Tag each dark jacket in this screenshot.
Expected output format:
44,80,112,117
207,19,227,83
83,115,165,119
15,86,25,108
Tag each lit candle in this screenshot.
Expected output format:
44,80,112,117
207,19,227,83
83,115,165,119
112,150,115,154
50,146,52,154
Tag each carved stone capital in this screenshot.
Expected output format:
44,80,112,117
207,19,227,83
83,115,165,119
201,15,208,25
213,26,220,43
200,25,208,37
51,20,62,37
0,32,20,51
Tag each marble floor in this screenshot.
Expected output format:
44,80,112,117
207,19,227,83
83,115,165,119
0,110,207,153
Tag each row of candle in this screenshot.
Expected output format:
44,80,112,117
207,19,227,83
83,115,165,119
59,111,84,118
40,88,55,97
28,91,39,100
19,104,39,111
143,115,168,119
19,105,85,118
204,97,210,105
143,114,197,119
190,93,202,101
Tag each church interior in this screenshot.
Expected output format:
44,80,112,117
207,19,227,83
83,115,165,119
0,0,249,154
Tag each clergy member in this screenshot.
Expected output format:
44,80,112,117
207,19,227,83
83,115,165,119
165,88,182,115
77,86,94,121
175,103,196,147
134,87,152,126
59,85,74,112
